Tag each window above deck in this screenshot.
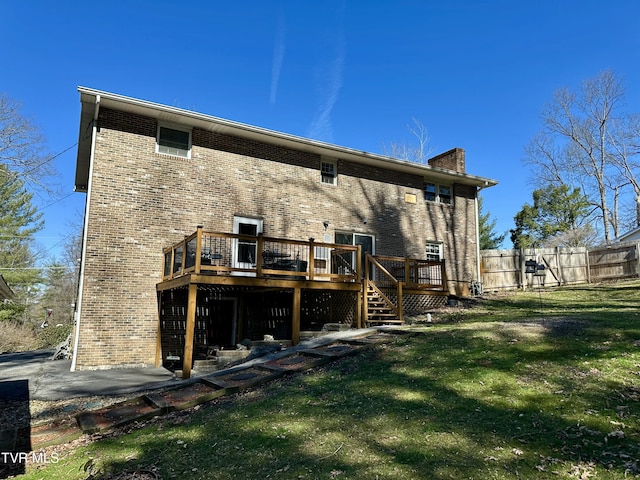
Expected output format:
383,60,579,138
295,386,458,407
424,182,452,205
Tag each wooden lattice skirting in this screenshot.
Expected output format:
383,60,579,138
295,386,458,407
387,293,448,314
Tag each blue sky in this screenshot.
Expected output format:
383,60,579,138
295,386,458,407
2,0,640,261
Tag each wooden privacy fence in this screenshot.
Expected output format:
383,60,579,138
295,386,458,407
480,242,640,291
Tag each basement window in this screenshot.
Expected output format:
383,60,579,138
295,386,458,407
157,125,191,158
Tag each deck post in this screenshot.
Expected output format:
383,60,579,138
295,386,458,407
362,254,370,328
356,288,363,329
397,281,404,323
292,287,301,345
441,259,448,294
404,258,411,285
195,226,203,274
256,234,264,277
155,291,163,367
182,283,198,379
308,239,315,281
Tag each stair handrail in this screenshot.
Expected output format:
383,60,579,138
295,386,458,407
367,254,399,286
365,254,403,323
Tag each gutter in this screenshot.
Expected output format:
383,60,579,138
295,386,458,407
77,87,498,189
71,94,100,372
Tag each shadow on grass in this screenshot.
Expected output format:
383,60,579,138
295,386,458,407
78,318,640,480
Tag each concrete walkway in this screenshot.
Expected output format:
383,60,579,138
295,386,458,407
0,328,386,403
0,349,177,402
0,327,417,457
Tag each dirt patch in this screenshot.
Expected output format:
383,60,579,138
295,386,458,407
448,317,590,344
511,316,589,337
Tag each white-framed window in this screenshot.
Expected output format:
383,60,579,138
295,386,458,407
157,124,192,158
321,160,337,185
425,241,443,261
424,182,452,205
231,216,263,277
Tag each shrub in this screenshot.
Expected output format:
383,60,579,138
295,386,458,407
0,302,25,323
0,321,37,353
36,323,73,349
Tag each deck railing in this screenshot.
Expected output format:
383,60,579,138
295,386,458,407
162,226,361,282
367,254,446,290
364,253,447,324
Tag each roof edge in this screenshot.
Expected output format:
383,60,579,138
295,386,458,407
0,274,14,300
76,87,498,189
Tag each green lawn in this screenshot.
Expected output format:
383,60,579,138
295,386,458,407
22,281,640,479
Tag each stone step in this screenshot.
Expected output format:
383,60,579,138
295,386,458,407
193,359,218,367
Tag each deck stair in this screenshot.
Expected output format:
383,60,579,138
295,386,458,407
366,284,402,326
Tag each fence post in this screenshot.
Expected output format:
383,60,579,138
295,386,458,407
519,249,526,290
585,248,591,284
555,246,563,286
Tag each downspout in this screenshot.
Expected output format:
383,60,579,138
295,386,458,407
70,95,100,371
474,182,489,287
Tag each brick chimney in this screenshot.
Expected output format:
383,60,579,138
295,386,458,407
427,148,465,173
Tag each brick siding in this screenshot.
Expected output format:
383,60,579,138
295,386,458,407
74,108,479,369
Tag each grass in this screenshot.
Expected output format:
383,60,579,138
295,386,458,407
21,280,640,479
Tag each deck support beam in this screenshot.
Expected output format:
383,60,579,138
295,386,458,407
182,283,198,379
292,287,301,346
155,291,163,368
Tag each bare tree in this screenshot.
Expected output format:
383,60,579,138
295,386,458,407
609,112,640,229
524,70,633,244
0,94,56,191
39,222,83,325
383,117,433,163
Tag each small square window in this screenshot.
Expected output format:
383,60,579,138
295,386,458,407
426,242,443,261
321,160,337,185
157,125,191,158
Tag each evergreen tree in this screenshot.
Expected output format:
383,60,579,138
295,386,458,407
0,164,43,318
478,195,506,250
510,184,591,249
39,228,82,326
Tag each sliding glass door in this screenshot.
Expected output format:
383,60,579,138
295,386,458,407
335,232,374,276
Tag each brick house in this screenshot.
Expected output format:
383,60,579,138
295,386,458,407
70,87,497,373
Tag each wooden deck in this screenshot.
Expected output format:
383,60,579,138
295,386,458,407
156,227,448,378
160,226,362,284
